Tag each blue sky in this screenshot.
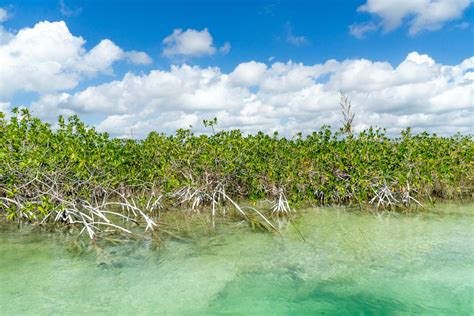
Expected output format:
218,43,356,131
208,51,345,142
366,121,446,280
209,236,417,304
5,0,473,67
0,0,473,136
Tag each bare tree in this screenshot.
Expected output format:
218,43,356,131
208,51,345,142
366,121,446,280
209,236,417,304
340,91,355,135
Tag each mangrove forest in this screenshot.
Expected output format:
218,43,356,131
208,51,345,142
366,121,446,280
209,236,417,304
1,108,472,239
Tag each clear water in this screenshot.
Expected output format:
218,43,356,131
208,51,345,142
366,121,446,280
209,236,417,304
1,204,473,315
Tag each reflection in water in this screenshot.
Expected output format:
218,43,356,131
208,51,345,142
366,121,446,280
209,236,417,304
0,203,473,314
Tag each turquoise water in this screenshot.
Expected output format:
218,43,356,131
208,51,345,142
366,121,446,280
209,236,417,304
1,204,473,315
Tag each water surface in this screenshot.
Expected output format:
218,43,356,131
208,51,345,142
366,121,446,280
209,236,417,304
1,203,473,315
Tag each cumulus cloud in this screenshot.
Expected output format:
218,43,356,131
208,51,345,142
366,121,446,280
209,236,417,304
0,20,152,99
352,0,472,36
162,28,220,58
29,52,474,138
124,51,153,65
230,61,268,87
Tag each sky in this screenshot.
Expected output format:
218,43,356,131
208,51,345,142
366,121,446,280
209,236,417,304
0,0,473,137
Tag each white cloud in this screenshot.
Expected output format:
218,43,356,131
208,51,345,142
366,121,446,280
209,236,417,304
353,0,472,36
124,51,153,65
162,28,218,57
230,61,267,87
0,7,11,44
0,101,10,113
219,42,231,55
59,0,82,17
0,26,13,44
349,22,378,39
454,21,470,29
0,7,9,23
286,34,307,46
285,22,308,46
29,52,474,138
0,20,152,99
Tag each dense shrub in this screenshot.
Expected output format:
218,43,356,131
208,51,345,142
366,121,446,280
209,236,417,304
1,109,472,236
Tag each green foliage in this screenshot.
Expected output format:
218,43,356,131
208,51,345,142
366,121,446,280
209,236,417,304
0,109,473,228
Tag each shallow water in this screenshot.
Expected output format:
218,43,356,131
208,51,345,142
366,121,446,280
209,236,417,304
1,204,473,315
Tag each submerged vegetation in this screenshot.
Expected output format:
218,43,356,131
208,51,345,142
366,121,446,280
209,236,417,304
0,106,473,239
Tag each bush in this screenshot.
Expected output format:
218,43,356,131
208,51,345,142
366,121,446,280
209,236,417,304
1,109,472,237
